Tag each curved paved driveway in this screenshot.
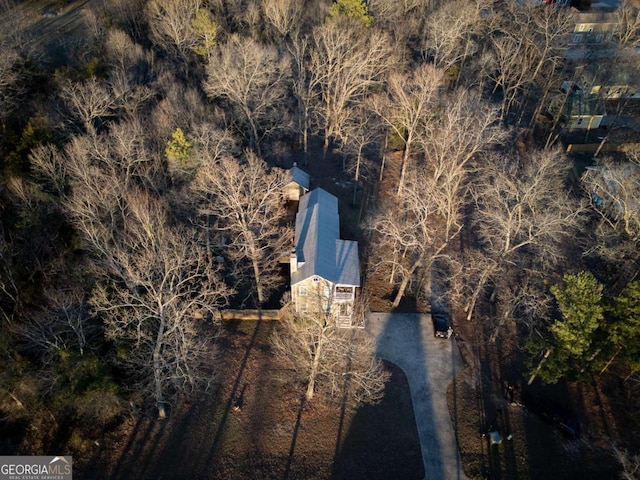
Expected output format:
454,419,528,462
366,313,468,480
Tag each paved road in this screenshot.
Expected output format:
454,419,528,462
366,313,468,480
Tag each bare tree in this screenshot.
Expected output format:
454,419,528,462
272,307,389,403
581,154,640,291
339,106,384,205
16,288,95,361
191,152,290,306
465,148,586,324
0,42,19,120
103,0,147,38
309,18,395,157
369,64,445,195
613,445,640,480
261,0,303,40
420,0,482,71
204,35,291,156
145,0,202,70
582,159,640,242
29,144,67,196
484,4,572,121
473,149,584,262
90,191,231,418
368,0,429,52
287,31,314,156
104,29,155,84
420,90,505,240
367,163,456,308
33,113,229,418
60,78,119,134
0,231,20,327
151,73,211,141
367,91,504,307
616,0,640,47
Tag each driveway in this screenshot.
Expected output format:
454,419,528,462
366,313,468,480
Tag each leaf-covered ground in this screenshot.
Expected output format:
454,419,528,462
73,320,424,480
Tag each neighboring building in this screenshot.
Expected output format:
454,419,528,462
571,11,617,46
290,188,361,328
567,92,607,129
591,84,640,100
284,164,310,201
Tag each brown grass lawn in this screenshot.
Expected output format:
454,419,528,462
73,320,424,480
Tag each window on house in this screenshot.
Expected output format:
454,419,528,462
338,303,350,317
298,285,308,296
577,24,585,32
573,34,582,44
301,302,308,313
312,276,319,283
596,34,603,43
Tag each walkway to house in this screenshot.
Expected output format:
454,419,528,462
366,313,469,480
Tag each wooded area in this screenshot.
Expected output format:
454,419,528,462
1,0,640,477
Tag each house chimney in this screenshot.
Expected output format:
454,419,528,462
290,249,297,273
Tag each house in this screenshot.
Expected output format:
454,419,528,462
284,164,310,201
571,11,617,46
567,92,606,129
290,188,361,328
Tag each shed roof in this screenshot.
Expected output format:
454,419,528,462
292,188,360,286
287,166,310,190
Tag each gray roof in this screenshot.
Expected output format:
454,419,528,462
575,11,617,23
292,188,360,286
287,166,310,190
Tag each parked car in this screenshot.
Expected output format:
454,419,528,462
432,312,452,339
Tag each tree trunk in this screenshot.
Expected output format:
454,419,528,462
303,115,309,163
0,388,23,409
247,235,264,304
465,267,491,321
489,308,510,343
379,132,388,182
352,150,362,206
253,259,264,305
306,335,325,401
392,257,422,308
527,348,552,385
599,345,623,375
396,143,411,196
153,315,167,419
248,115,261,157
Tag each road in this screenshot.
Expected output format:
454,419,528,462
366,313,469,480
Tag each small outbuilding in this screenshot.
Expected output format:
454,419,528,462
284,164,310,202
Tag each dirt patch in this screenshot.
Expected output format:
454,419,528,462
73,321,423,480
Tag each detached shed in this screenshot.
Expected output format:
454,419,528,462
284,164,310,201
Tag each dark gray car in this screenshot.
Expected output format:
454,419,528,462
432,312,452,338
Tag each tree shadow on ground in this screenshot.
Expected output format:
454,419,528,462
331,362,424,480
